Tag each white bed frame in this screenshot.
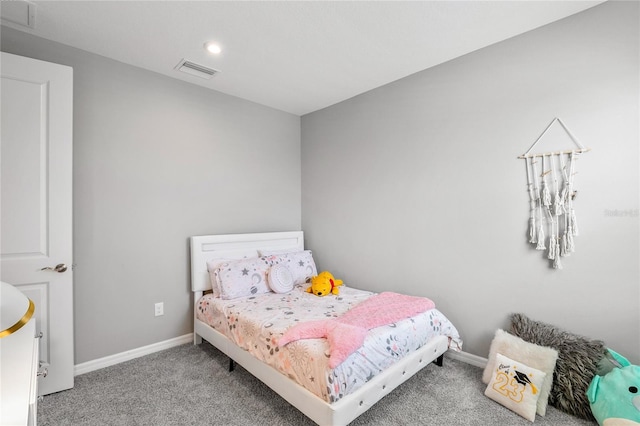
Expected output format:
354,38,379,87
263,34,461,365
191,231,449,426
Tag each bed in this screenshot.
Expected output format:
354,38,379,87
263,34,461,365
191,231,461,426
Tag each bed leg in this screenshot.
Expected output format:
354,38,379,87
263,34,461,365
229,358,235,372
433,354,444,367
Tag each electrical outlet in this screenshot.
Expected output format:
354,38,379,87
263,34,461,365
154,302,164,317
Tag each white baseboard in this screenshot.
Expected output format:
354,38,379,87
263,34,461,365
445,349,488,368
74,333,193,376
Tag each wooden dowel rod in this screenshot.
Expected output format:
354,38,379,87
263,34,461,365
518,147,591,159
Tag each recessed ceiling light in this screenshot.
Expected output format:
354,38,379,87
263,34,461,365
204,41,221,55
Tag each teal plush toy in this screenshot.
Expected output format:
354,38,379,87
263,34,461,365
587,349,640,426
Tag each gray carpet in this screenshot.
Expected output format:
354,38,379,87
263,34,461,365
38,342,597,425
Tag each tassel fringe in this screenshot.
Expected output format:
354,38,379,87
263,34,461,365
553,246,563,269
529,215,537,244
567,230,575,253
536,223,546,250
570,209,579,236
560,233,570,257
548,235,557,260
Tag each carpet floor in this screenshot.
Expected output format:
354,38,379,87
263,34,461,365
38,342,597,425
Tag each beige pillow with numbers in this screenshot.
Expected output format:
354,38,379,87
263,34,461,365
483,329,558,416
485,353,547,422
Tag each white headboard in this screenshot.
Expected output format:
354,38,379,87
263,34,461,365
190,231,304,292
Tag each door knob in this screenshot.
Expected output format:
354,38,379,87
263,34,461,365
41,263,68,273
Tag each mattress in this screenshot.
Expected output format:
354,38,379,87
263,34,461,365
196,284,462,403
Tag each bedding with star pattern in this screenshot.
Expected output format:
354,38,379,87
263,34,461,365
196,283,461,403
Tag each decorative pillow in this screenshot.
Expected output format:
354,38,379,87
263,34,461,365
206,259,227,298
206,250,259,297
261,250,317,285
510,313,607,421
485,353,547,422
483,329,558,416
215,257,271,300
267,264,294,293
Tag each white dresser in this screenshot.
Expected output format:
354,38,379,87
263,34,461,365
0,317,39,426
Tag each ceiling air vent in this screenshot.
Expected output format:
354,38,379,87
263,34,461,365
174,59,219,80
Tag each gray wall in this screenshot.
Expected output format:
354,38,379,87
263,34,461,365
1,27,301,364
2,1,638,367
302,1,639,363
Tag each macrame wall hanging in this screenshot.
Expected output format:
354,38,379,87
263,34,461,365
519,118,590,269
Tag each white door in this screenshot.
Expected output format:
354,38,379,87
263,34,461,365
1,52,74,395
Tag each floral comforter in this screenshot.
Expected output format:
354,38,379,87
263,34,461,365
196,284,462,403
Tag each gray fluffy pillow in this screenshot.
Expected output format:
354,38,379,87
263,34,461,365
509,313,606,421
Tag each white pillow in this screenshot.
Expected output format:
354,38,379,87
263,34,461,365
485,353,546,422
261,250,317,285
267,264,294,293
206,250,259,297
483,329,558,416
215,257,271,300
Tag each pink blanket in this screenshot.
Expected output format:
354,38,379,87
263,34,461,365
278,291,435,368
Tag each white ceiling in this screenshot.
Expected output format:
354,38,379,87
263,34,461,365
2,1,605,116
